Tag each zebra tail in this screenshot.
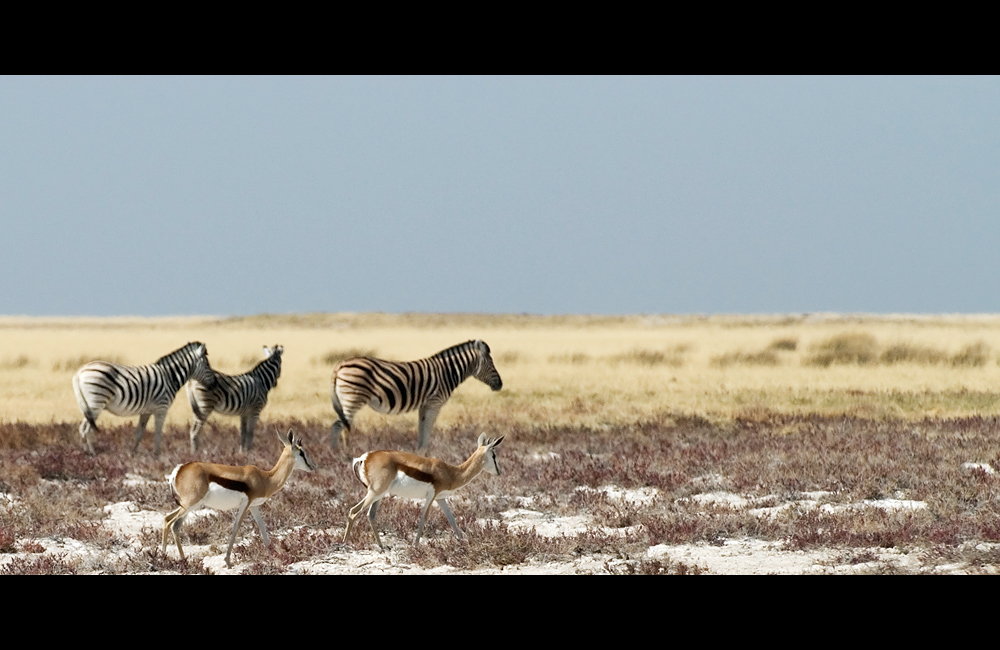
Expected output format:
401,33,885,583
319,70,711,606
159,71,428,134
72,373,101,433
187,383,206,421
331,378,351,432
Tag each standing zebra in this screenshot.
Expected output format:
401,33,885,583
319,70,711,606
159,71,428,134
330,339,503,453
72,342,214,456
185,345,284,452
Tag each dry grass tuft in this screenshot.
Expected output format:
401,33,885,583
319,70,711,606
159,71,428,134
496,351,521,365
713,350,780,368
767,338,798,351
315,348,379,367
51,354,125,372
549,352,590,364
951,341,991,367
807,333,880,366
880,343,949,365
610,345,689,367
1,356,32,370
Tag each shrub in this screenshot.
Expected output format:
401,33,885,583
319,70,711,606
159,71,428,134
880,343,949,365
52,354,124,372
610,346,689,367
951,342,991,367
0,526,16,553
317,348,378,366
0,554,78,575
807,333,879,367
549,352,590,364
0,356,31,370
496,351,521,365
767,338,798,351
712,350,780,368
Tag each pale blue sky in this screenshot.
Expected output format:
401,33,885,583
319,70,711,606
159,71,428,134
2,76,998,316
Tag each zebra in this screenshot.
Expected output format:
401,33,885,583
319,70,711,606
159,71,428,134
71,342,214,456
330,339,503,453
185,344,284,452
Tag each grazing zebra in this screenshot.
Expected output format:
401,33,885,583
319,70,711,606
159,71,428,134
330,339,503,453
185,345,283,452
71,342,214,456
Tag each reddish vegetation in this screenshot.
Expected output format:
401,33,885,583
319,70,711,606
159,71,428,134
3,413,1000,574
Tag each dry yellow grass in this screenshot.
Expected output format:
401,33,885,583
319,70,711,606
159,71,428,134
4,313,1000,432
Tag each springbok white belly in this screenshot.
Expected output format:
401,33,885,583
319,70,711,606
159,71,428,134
201,483,249,511
387,471,435,500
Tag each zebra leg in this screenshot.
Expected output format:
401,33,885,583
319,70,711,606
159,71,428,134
239,417,248,451
79,419,96,455
153,412,166,457
189,417,206,453
132,414,152,453
243,414,260,452
417,405,441,455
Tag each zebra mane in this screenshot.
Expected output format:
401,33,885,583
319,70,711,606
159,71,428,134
248,351,281,380
154,342,205,366
429,340,480,360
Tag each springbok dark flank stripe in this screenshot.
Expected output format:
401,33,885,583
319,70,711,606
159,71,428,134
208,475,250,493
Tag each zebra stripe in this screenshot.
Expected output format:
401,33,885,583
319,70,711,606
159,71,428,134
71,342,213,456
330,339,502,453
186,345,283,452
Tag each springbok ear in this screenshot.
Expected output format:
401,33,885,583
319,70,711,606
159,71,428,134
478,432,487,447
491,435,505,448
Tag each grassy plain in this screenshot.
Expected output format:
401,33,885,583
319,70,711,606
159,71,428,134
4,313,1000,433
5,313,1000,574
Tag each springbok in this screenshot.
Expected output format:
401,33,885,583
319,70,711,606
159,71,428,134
343,433,505,550
162,429,315,568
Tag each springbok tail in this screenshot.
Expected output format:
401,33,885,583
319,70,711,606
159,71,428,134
351,454,368,487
